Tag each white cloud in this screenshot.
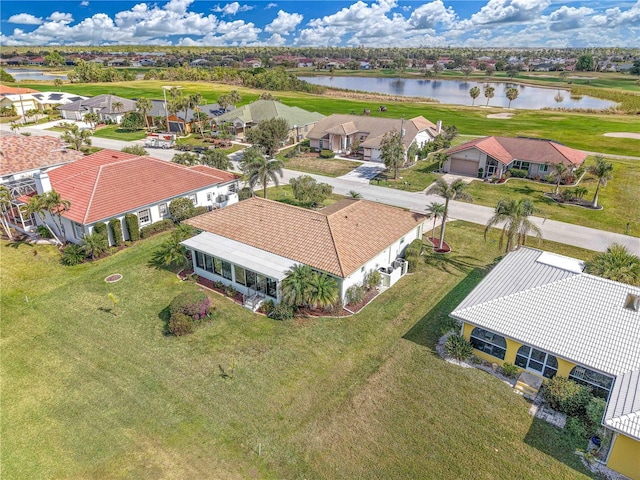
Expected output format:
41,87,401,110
265,10,303,35
7,13,43,25
213,2,254,16
408,1,457,29
265,3,278,9
80,1,90,6
468,0,551,25
47,12,74,24
592,1,640,27
548,6,594,31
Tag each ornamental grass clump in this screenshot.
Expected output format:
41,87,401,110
444,333,473,361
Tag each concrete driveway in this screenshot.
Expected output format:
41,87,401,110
338,162,387,183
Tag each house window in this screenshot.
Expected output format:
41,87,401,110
137,209,151,226
234,265,246,286
221,260,232,280
538,164,549,173
206,192,213,202
569,366,613,399
204,254,214,273
73,222,84,239
469,327,507,360
195,251,205,270
213,257,222,276
188,194,197,205
512,160,530,170
159,203,168,216
228,183,237,193
266,278,277,298
246,270,257,289
515,345,558,379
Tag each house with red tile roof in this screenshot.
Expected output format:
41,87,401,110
182,197,427,309
443,136,587,179
20,150,240,244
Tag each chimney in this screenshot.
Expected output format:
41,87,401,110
436,120,442,135
34,171,52,194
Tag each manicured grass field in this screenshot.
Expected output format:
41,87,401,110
13,80,640,157
371,158,440,192
276,147,362,177
1,223,598,479
91,125,147,141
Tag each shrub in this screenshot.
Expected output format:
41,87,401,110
260,299,276,316
545,174,556,184
565,417,588,439
363,269,381,290
477,168,484,178
108,218,123,246
93,222,108,238
542,377,592,417
61,243,86,266
319,149,335,159
501,362,520,378
560,189,575,202
404,238,423,273
509,168,528,178
586,397,606,429
140,219,174,238
36,224,53,239
124,213,140,241
269,302,294,320
224,285,238,298
238,187,253,201
169,291,212,321
193,206,208,216
168,312,195,336
169,197,195,223
213,280,225,290
345,285,365,305
444,333,473,361
405,238,423,257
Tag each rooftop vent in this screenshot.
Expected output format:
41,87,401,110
624,294,640,312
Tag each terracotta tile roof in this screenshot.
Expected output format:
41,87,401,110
446,136,587,166
46,150,232,224
0,135,84,177
185,197,426,278
0,85,39,95
188,165,239,183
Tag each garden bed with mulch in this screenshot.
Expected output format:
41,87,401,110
426,236,451,254
178,269,244,305
344,287,379,314
543,193,603,210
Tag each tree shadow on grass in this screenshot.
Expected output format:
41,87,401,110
5,239,34,249
158,305,171,336
423,250,480,274
403,267,487,350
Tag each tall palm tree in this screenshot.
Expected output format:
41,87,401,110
484,198,542,252
505,87,519,108
584,244,640,286
244,156,284,199
551,162,568,195
308,273,339,309
469,86,480,106
41,190,72,243
136,97,153,130
425,179,472,250
380,129,405,180
280,264,314,307
484,86,495,106
426,201,446,240
112,101,124,113
0,185,14,240
588,155,614,208
26,194,61,244
83,112,99,130
61,124,92,151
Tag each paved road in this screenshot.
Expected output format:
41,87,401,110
7,122,639,254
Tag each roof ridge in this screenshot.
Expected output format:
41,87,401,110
83,164,104,224
325,215,346,277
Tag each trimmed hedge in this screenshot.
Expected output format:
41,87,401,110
124,213,140,242
140,219,174,238
108,218,123,246
93,222,108,238
319,149,335,159
404,238,423,273
192,206,208,217
509,168,528,178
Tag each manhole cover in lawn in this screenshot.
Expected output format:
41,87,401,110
105,274,123,283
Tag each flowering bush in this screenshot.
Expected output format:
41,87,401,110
169,291,212,321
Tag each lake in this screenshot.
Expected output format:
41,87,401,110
299,75,617,110
4,69,68,81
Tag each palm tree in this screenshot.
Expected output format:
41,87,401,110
426,202,446,240
81,232,108,260
136,97,153,130
112,101,124,113
348,190,362,198
505,87,519,108
228,90,241,108
54,77,63,91
380,129,405,180
425,178,472,250
469,86,480,106
484,198,542,252
588,155,614,208
551,162,568,195
200,149,232,170
584,244,640,286
308,273,339,309
83,112,99,130
61,124,92,151
25,194,61,244
280,264,314,307
244,156,284,199
41,190,72,243
0,185,14,240
192,110,209,137
484,86,495,106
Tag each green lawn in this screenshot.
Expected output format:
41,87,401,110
2,223,599,479
13,79,640,157
465,157,640,236
92,125,147,141
371,158,440,192
259,184,345,207
276,147,362,177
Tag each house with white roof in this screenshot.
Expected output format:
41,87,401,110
450,247,640,479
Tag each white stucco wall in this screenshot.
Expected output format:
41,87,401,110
414,131,434,148
444,149,487,173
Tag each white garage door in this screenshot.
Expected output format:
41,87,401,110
450,158,479,176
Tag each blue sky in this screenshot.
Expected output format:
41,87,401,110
1,0,639,47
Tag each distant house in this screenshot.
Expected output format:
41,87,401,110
0,135,84,233
443,136,587,178
147,99,229,133
307,114,441,161
212,99,324,143
182,197,426,309
58,94,136,123
31,91,88,111
450,247,640,480
17,150,240,244
297,58,314,68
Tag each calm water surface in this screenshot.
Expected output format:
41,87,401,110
5,69,69,81
299,75,617,110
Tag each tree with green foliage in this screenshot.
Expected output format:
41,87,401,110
120,111,145,131
53,77,63,91
308,273,339,309
44,51,65,67
426,202,446,240
228,90,241,108
152,225,195,269
289,175,333,207
630,60,640,76
426,178,472,250
121,145,149,156
83,112,99,130
0,68,15,83
484,85,495,106
380,129,405,180
505,87,519,108
484,198,542,252
26,190,71,244
200,149,232,170
243,156,284,200
461,66,473,79
588,155,613,208
81,232,108,260
584,244,640,286
551,162,568,195
576,54,594,71
169,197,196,223
280,264,314,307
60,123,91,151
246,117,290,158
135,97,153,130
172,152,200,166
0,185,14,240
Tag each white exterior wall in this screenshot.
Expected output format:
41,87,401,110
414,131,434,148
61,110,83,121
443,149,487,173
529,163,551,177
369,148,382,162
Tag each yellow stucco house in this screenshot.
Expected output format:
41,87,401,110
450,247,640,479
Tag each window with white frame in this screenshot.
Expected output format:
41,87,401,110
515,345,558,379
159,203,168,216
569,366,613,399
469,327,507,360
206,192,213,202
227,183,237,193
538,164,549,173
137,208,151,226
511,160,530,170
188,194,197,205
73,222,84,239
